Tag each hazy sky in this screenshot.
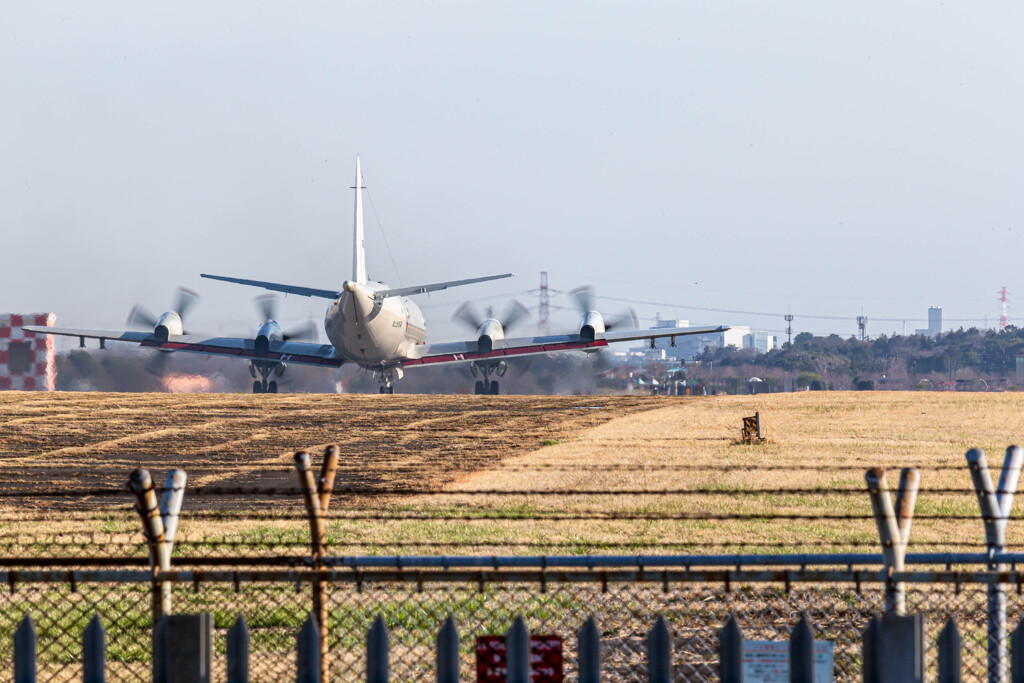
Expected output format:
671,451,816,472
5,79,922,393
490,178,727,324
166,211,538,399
2,2,1023,347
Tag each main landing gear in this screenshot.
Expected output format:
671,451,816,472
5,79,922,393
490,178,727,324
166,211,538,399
475,379,499,395
253,380,278,394
471,362,502,395
250,361,282,394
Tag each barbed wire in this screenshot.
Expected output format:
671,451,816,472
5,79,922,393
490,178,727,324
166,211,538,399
37,510,1006,522
0,485,1011,499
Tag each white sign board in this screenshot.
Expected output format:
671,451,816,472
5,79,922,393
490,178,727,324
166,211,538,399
742,640,834,683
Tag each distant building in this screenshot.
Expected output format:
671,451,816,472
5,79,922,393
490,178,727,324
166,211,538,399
743,330,775,354
0,313,57,391
915,307,942,338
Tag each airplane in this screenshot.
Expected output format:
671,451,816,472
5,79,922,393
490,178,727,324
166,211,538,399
25,158,730,394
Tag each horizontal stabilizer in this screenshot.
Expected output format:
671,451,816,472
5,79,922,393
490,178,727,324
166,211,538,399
201,274,338,300
374,273,514,300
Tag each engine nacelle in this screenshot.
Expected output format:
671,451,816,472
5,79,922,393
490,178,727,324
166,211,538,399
476,319,505,354
579,311,605,342
255,321,283,355
154,311,183,342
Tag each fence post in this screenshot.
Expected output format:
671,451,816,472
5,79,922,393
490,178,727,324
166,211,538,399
938,616,962,683
865,467,918,615
790,614,814,683
720,615,743,683
863,616,880,683
1013,619,1024,683
153,615,169,683
296,450,331,683
129,468,171,622
297,615,321,683
436,615,459,683
578,616,601,683
161,469,187,550
14,614,35,683
507,617,530,683
227,615,250,683
968,446,1022,683
367,615,389,683
319,445,340,513
648,615,672,683
83,614,105,683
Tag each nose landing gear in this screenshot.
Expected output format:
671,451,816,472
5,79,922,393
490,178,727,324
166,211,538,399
375,366,402,395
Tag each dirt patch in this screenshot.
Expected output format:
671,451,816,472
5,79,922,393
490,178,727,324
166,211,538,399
0,392,669,504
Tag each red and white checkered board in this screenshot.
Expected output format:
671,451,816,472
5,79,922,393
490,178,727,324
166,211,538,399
0,313,57,391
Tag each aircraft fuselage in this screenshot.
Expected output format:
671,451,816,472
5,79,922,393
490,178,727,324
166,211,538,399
324,281,426,364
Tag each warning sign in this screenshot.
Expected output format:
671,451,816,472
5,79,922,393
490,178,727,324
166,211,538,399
475,634,563,682
742,641,833,682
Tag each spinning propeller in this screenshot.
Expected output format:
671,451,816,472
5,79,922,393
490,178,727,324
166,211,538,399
126,287,200,339
452,300,531,335
568,286,638,334
125,287,200,375
254,295,319,343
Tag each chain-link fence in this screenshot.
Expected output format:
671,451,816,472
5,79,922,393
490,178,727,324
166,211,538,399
2,567,1021,682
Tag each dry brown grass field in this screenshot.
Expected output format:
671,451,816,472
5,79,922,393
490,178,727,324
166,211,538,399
2,390,1023,557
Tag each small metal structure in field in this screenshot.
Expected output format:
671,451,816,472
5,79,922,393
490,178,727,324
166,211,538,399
740,412,767,444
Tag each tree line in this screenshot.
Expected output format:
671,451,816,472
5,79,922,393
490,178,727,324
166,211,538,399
687,326,1024,391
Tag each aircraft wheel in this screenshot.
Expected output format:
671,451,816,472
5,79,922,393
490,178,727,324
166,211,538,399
474,381,484,395
490,381,499,395
253,381,263,394
387,386,395,394
379,386,386,394
268,381,278,394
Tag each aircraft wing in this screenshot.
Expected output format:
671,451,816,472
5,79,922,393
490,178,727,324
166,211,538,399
21,326,344,368
200,274,338,300
401,325,730,368
374,273,514,300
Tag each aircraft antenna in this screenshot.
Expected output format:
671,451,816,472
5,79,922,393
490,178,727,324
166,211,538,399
364,183,403,287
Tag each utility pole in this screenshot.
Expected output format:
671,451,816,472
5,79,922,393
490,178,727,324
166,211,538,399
784,313,794,346
857,315,868,341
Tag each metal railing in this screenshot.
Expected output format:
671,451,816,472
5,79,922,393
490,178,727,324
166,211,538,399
4,565,1024,681
6,443,1024,680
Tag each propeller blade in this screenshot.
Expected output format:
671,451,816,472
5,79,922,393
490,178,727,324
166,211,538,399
127,305,158,330
452,302,483,331
173,287,200,322
501,300,531,332
569,286,595,314
282,320,318,342
255,294,278,322
605,307,639,332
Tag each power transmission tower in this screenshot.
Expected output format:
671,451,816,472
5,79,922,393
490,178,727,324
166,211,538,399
538,272,550,335
1000,286,1008,331
784,313,794,346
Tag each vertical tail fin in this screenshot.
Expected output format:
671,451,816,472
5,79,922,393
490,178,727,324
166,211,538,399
352,156,368,284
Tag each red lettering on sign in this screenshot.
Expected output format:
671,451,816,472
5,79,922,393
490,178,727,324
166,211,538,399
475,634,563,682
